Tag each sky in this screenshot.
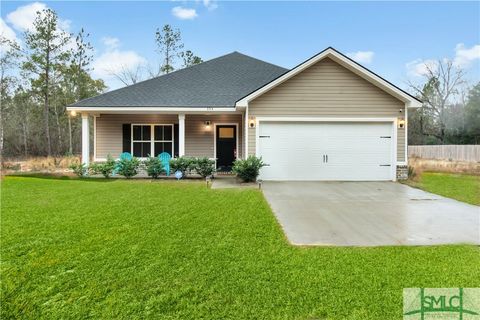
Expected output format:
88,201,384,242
1,1,479,90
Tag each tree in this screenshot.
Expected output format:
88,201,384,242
179,50,203,68
11,88,34,157
409,59,466,144
56,68,105,155
464,83,480,143
0,36,21,160
108,64,144,86
65,28,103,154
151,26,202,75
70,28,94,100
155,25,184,74
22,8,71,156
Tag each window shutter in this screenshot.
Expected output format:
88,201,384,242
122,124,131,153
174,124,179,158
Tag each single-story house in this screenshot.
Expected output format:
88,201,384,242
67,47,422,181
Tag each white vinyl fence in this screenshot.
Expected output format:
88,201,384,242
408,145,480,162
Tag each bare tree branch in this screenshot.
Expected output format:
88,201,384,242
408,58,466,143
107,64,144,86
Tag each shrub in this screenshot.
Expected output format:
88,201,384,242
89,155,116,178
69,162,87,177
407,166,416,179
170,157,195,177
89,163,100,176
2,162,21,171
194,157,215,178
232,156,265,182
116,157,140,178
144,157,165,179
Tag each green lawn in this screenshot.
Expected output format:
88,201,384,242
406,172,480,205
1,176,479,319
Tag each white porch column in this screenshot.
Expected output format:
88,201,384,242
81,113,90,166
244,107,249,159
178,114,185,157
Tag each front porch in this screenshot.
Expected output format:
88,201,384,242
80,113,245,170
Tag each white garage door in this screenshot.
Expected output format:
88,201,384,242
258,122,394,181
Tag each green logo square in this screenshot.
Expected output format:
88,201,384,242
404,288,480,319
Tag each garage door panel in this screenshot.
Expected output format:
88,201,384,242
258,122,393,181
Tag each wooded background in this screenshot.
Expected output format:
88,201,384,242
0,9,201,160
1,8,479,160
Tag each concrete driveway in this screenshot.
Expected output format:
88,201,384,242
262,181,479,246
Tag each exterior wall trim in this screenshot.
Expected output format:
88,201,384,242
254,116,398,181
244,106,249,159
130,123,175,159
404,103,409,165
66,107,239,113
81,113,90,166
93,115,97,161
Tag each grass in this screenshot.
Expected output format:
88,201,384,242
1,176,479,319
406,172,480,205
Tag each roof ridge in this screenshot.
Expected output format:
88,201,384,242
229,51,288,71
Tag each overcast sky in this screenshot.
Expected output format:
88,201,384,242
1,1,479,90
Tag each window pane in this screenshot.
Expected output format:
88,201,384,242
154,142,172,157
154,142,162,157
133,125,142,140
163,126,172,140
133,142,142,157
163,142,172,155
154,142,159,157
142,142,150,157
154,126,163,140
134,142,151,157
142,125,151,140
219,127,234,138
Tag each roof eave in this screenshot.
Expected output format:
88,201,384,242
406,101,423,109
65,106,239,114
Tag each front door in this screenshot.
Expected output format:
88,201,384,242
216,125,236,171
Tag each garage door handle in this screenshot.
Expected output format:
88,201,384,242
259,135,270,138
380,164,391,167
380,136,391,138
326,155,328,163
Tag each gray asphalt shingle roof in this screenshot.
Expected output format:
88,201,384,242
72,52,288,108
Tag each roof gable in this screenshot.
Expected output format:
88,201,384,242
252,57,405,107
235,47,422,108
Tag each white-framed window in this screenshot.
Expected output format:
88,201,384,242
131,124,174,158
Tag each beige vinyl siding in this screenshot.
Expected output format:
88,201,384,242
397,128,405,161
185,114,243,159
248,58,406,161
248,126,256,157
95,113,242,160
